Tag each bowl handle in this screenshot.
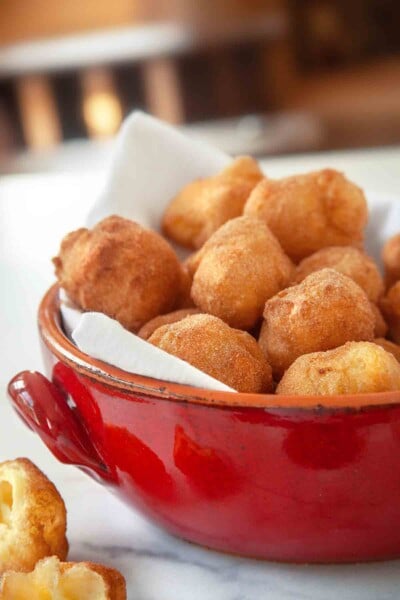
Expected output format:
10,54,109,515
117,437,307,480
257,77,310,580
8,371,114,482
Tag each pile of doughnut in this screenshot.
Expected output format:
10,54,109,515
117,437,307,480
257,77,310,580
0,458,126,598
54,157,400,397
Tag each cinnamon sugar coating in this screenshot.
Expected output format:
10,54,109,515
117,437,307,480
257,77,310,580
191,216,294,330
294,246,384,303
53,215,181,332
149,313,273,393
244,169,367,262
277,342,400,396
162,156,263,249
138,308,201,340
260,269,375,377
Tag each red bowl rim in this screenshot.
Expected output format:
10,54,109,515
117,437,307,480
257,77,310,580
39,284,400,411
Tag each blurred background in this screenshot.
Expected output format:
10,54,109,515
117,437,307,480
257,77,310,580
1,0,399,173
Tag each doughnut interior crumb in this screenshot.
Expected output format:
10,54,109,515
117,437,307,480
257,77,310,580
0,555,126,600
0,458,68,575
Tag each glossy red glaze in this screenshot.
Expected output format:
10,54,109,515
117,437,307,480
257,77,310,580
8,285,400,562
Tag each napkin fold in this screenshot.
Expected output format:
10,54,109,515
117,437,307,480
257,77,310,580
61,111,236,392
59,289,83,339
87,111,230,229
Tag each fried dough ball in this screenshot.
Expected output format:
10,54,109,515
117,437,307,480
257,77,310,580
174,264,195,309
244,169,367,262
184,250,203,279
382,233,400,288
191,216,294,330
148,314,273,393
276,342,400,396
260,269,375,377
162,156,263,249
374,338,400,363
0,458,68,574
380,281,400,343
53,215,181,332
138,308,201,340
294,246,384,303
371,303,388,338
0,556,126,600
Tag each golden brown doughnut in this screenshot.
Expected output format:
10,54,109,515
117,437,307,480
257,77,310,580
191,216,294,329
294,246,384,303
53,215,181,332
138,308,201,340
260,268,375,377
380,281,400,343
244,169,367,262
276,342,400,396
382,233,400,288
0,556,126,599
148,313,273,393
162,156,263,249
0,458,68,574
374,338,400,363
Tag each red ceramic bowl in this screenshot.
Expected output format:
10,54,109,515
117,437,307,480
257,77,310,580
8,284,400,563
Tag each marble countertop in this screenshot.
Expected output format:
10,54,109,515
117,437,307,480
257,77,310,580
1,147,400,599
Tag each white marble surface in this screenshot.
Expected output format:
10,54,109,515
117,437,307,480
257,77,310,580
1,147,400,599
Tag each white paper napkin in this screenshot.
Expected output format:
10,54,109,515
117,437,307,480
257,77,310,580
87,111,230,230
61,111,235,392
59,289,83,339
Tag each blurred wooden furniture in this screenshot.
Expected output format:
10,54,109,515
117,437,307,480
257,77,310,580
0,0,138,44
0,12,293,153
0,0,283,44
287,57,400,149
